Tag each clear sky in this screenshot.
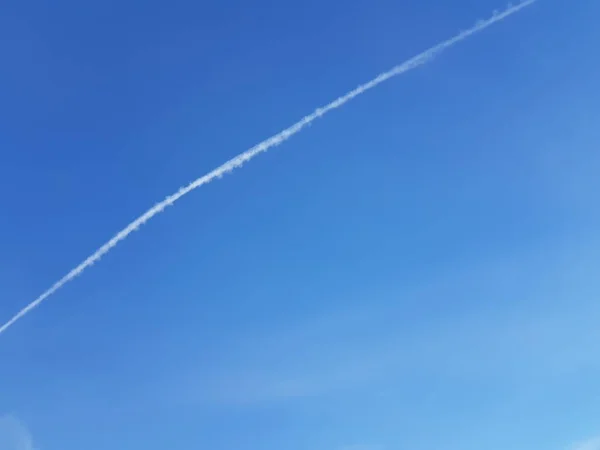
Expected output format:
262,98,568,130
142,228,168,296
1,0,599,449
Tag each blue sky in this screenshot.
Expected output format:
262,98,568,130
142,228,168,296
1,0,600,448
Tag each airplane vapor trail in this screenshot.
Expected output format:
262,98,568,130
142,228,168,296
0,0,537,337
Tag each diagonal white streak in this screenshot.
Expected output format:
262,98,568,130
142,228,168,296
0,0,537,336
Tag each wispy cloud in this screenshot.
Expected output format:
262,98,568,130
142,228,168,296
570,437,600,450
167,232,600,407
184,309,600,407
0,415,35,450
0,0,538,337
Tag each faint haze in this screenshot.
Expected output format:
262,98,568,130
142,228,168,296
0,415,34,450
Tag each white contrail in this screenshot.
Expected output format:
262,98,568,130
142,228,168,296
0,0,537,337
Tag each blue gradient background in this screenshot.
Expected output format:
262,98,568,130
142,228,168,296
1,0,599,449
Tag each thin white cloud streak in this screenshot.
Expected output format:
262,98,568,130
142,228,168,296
0,0,537,336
